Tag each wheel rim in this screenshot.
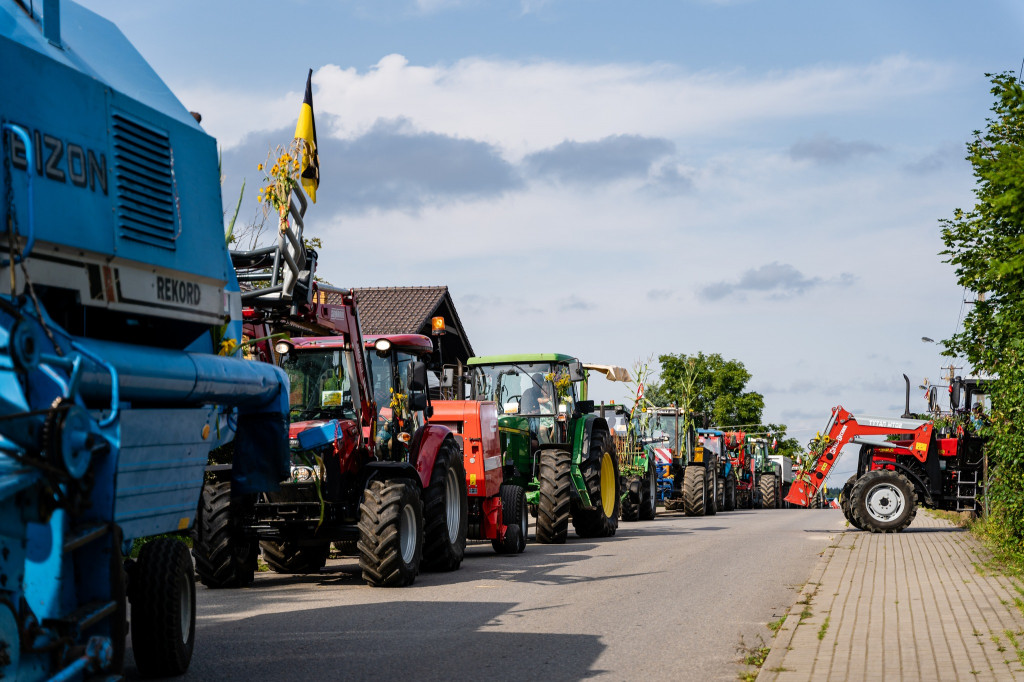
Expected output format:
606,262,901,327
865,482,905,522
445,465,461,544
600,452,616,511
178,569,192,644
400,502,417,564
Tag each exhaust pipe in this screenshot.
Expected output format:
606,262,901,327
902,373,912,418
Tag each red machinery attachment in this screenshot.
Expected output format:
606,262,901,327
785,406,933,506
430,400,528,554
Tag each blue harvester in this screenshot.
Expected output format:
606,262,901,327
0,1,290,678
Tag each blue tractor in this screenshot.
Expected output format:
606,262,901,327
1,1,290,678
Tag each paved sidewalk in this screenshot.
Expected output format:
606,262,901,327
760,514,1024,681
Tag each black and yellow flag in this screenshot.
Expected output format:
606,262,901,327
294,68,319,203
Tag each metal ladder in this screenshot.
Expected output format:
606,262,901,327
956,470,979,512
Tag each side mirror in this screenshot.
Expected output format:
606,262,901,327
410,391,428,412
408,361,428,392
950,376,963,411
441,367,454,388
576,399,595,415
566,360,585,382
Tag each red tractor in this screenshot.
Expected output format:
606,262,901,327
785,376,990,533
724,431,756,508
194,293,468,587
430,399,529,554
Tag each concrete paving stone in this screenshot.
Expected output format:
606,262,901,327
758,513,1024,681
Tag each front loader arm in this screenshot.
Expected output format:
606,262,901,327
785,406,933,506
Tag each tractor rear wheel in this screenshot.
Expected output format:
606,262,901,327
193,481,257,589
760,474,777,509
640,459,657,520
492,484,528,554
572,429,621,538
536,449,572,544
129,538,195,678
621,476,641,522
333,541,358,556
359,479,424,587
681,466,706,517
852,470,917,533
421,437,469,572
260,540,330,575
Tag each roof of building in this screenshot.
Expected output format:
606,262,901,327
350,286,474,357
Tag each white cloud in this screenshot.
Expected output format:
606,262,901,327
183,53,957,154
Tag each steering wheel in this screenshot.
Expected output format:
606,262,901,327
508,395,522,406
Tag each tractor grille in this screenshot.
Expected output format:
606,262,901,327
112,113,178,250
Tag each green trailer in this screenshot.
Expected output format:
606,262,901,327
467,354,622,543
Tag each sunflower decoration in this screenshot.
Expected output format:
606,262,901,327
256,140,304,225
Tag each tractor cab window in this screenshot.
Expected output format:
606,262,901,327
470,362,555,415
282,349,356,421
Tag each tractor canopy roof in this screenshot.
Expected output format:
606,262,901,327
468,353,577,365
364,334,433,354
697,428,725,436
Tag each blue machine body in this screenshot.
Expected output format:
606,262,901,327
0,1,290,678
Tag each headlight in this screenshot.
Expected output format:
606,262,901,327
290,466,315,482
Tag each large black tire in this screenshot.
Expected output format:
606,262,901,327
639,458,657,521
492,484,528,554
621,476,641,522
536,449,572,544
852,470,917,533
840,475,865,529
260,540,330,574
760,473,777,509
681,466,706,516
359,479,424,587
572,428,621,538
421,437,469,572
724,476,736,512
705,468,718,516
129,538,196,678
333,540,359,556
193,481,257,588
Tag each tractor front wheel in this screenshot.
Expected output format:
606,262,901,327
193,481,257,589
359,479,424,587
421,437,469,572
260,540,330,575
621,476,641,522
493,484,528,554
640,458,658,520
681,466,706,517
840,475,865,530
129,538,195,678
760,474,778,509
572,429,621,538
852,470,917,533
536,449,572,543
724,476,736,512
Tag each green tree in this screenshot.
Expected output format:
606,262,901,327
646,352,765,427
941,72,1024,551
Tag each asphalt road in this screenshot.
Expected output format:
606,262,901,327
127,507,845,681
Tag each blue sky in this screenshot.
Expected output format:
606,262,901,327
78,0,1024,482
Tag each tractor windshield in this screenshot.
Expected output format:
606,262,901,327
282,349,358,421
470,362,557,415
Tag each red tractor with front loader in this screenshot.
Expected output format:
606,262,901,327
194,213,468,586
786,375,990,533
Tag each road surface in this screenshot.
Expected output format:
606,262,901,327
127,508,845,681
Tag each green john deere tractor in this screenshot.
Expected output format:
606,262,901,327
467,354,621,543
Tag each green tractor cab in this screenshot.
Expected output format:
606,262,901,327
467,354,621,543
